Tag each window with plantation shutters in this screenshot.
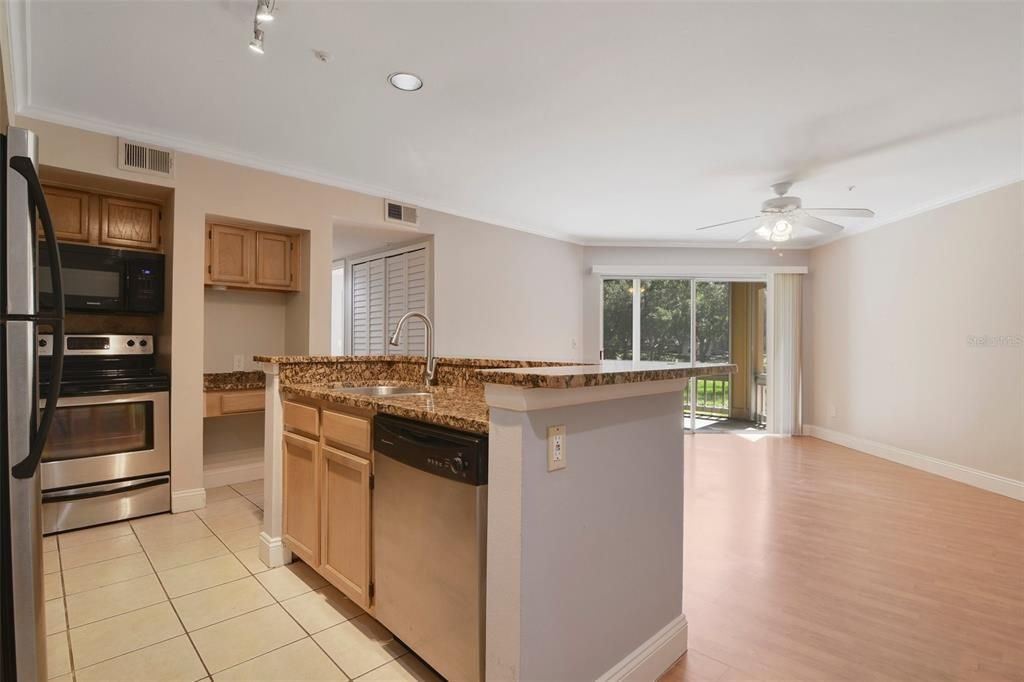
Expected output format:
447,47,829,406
348,245,430,356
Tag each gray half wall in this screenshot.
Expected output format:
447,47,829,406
491,391,685,680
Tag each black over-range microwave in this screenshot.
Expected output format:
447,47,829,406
39,242,165,313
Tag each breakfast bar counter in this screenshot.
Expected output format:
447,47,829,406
255,354,736,681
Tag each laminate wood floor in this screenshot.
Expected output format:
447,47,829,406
661,434,1024,682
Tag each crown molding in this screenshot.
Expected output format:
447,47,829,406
15,102,586,247
19,103,1020,254
827,175,1023,243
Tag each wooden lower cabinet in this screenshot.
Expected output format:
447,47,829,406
282,397,374,609
320,445,373,610
282,432,321,566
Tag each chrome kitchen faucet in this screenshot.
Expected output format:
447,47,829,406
389,311,438,385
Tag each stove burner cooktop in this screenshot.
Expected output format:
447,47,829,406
39,333,170,396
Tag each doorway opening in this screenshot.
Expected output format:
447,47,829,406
601,278,767,432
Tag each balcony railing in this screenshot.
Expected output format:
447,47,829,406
683,375,731,416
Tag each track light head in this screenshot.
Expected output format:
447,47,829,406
249,26,265,54
256,0,275,22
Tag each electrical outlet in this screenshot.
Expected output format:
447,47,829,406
547,425,566,472
828,405,837,418
233,354,245,371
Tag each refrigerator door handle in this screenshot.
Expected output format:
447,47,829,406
9,155,65,480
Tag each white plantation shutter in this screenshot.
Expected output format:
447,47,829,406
367,258,387,355
384,249,427,356
349,245,430,356
404,249,427,355
386,252,408,353
350,262,370,355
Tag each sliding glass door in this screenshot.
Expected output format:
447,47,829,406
601,277,766,432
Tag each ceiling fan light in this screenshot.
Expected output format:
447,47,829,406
772,219,792,236
770,231,791,243
754,225,772,239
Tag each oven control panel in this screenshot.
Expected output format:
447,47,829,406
38,334,155,356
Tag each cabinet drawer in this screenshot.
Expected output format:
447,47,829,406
221,390,264,414
284,400,320,438
322,409,371,453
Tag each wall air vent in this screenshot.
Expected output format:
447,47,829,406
384,199,419,226
117,138,175,177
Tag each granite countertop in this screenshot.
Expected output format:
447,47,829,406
253,354,569,368
204,371,266,392
478,361,738,389
283,382,489,435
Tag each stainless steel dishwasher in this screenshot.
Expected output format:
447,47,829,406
373,415,487,682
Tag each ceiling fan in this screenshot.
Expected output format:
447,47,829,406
696,182,875,243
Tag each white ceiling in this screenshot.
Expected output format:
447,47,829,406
11,1,1023,246
331,220,423,261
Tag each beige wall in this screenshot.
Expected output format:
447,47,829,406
805,182,1024,486
204,289,288,372
422,209,584,361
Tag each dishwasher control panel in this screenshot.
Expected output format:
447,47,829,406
375,415,488,486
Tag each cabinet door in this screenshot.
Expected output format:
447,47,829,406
320,445,372,609
208,224,252,284
39,186,91,242
283,432,320,566
254,232,293,289
100,196,161,250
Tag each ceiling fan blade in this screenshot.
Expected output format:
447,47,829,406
803,207,875,218
695,215,763,231
798,214,845,235
737,228,765,243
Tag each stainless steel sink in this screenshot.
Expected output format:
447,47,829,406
330,385,431,397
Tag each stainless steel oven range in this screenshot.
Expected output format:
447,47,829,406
39,333,170,534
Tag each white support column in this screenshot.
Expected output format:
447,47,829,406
259,362,292,568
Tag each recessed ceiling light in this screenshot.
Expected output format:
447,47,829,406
388,72,423,92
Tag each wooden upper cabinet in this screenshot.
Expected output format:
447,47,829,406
208,224,252,284
206,223,300,292
100,197,161,250
255,231,294,288
39,186,91,243
320,444,373,609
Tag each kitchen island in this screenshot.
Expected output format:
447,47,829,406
255,355,735,681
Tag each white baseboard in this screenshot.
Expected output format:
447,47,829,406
803,425,1024,501
171,488,206,513
258,532,292,568
204,461,264,489
597,614,688,682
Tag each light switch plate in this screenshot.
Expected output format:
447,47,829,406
547,425,566,472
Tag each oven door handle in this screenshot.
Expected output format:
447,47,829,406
42,476,169,504
10,155,66,480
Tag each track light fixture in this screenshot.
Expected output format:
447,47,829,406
256,0,275,22
249,21,264,54
248,0,275,55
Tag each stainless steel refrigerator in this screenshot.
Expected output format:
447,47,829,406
1,126,65,681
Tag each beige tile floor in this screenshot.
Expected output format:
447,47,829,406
45,479,441,682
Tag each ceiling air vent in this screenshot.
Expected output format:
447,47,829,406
384,199,418,226
117,138,175,177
